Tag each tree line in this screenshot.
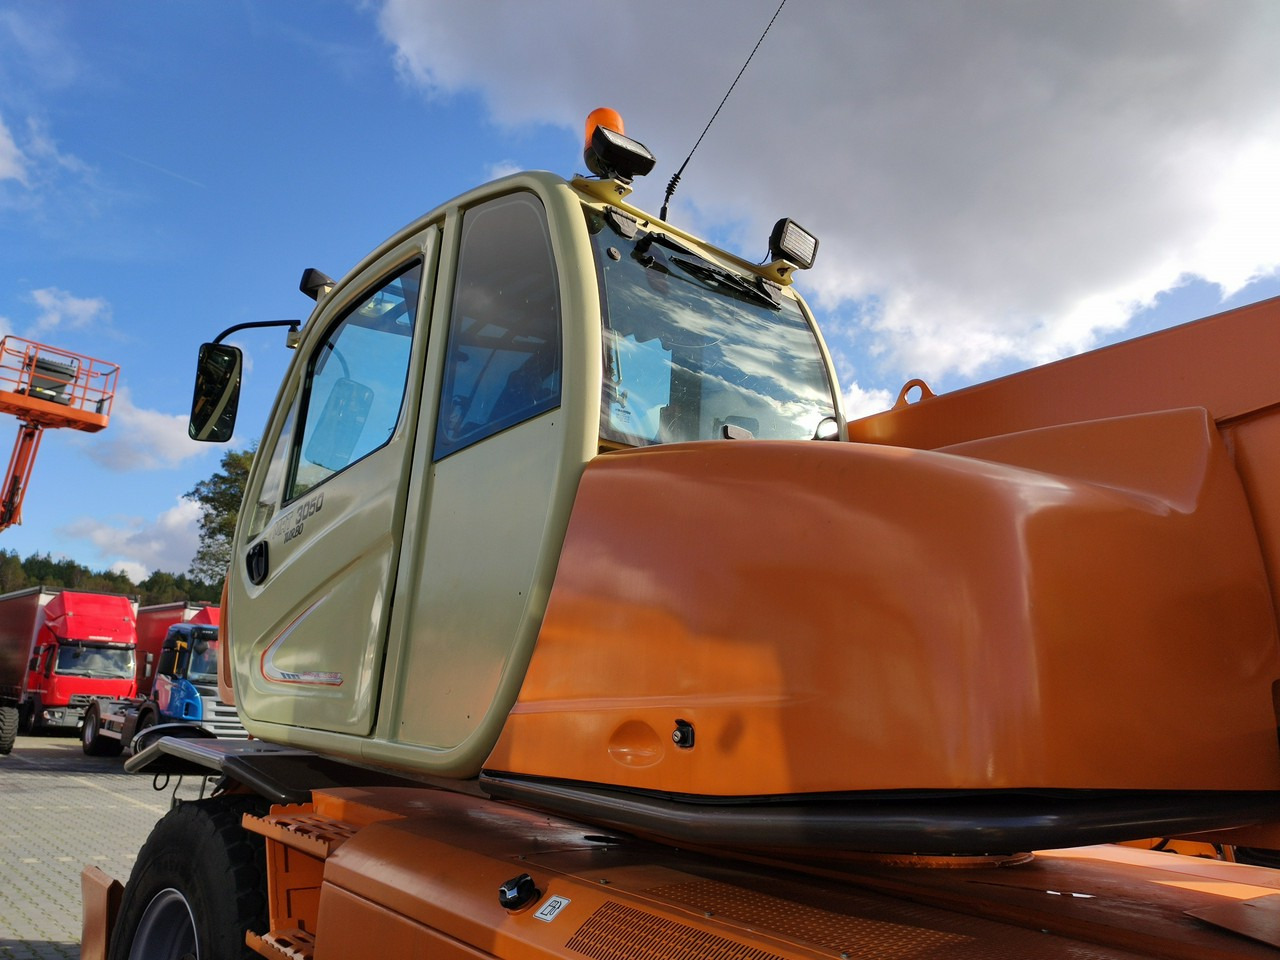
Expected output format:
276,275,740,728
0,448,252,606
0,550,221,605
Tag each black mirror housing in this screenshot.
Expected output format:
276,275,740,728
189,342,243,442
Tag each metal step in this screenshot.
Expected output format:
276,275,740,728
246,927,315,960
242,806,359,858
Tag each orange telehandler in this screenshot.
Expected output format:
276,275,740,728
82,111,1280,959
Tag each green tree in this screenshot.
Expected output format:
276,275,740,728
22,552,64,587
1,552,220,605
187,448,253,585
0,551,26,592
138,570,183,605
171,573,221,604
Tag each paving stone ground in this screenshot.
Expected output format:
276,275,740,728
0,733,215,960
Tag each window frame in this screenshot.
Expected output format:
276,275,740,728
432,192,563,461
281,259,424,506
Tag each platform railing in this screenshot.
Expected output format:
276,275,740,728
0,336,120,426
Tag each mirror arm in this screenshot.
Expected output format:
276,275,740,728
212,319,301,344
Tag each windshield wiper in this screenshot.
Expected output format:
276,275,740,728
630,229,781,309
669,255,780,309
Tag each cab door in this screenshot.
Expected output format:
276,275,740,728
387,190,586,773
229,231,437,736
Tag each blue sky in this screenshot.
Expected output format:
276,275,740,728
1,1,1278,579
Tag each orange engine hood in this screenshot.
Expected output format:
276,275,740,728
488,407,1280,799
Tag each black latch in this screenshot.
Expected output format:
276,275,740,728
672,719,695,749
246,540,269,585
498,873,540,911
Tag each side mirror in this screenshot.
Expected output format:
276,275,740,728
28,655,37,671
194,640,209,656
813,416,842,441
189,342,243,442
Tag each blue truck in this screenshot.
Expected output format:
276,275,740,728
80,621,244,756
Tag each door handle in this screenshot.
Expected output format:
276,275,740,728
246,540,269,585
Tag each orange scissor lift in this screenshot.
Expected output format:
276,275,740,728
0,336,119,531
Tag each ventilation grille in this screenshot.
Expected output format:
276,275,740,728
643,877,1135,960
646,879,966,959
566,901,785,960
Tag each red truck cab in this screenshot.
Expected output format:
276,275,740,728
23,590,137,732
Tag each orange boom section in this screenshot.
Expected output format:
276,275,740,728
0,336,119,530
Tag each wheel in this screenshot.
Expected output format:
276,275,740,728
0,705,17,755
108,795,269,960
82,703,122,757
20,698,37,734
127,709,159,756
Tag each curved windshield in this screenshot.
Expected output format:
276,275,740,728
55,644,135,679
188,644,219,684
588,208,836,446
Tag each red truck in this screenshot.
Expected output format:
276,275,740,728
0,587,137,739
134,601,219,697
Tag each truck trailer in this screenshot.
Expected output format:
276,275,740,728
0,587,30,753
81,619,245,757
83,112,1280,959
0,586,137,745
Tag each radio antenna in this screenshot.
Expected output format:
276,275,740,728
659,0,788,222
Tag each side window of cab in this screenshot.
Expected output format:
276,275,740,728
246,262,422,539
289,262,422,499
434,193,561,459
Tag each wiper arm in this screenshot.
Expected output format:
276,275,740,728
632,230,780,308
670,255,780,309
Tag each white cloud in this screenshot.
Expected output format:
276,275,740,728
0,113,96,216
59,497,202,579
0,114,26,183
842,382,895,422
375,0,1280,385
112,559,150,584
78,386,206,472
27,286,110,336
486,160,522,181
0,7,80,90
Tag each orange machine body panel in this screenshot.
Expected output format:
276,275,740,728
487,405,1280,800
848,295,1280,623
245,785,1280,960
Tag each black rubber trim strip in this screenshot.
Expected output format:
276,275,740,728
480,773,1280,856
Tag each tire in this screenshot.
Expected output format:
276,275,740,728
127,709,158,756
82,703,122,757
0,705,17,755
20,698,37,735
108,795,269,960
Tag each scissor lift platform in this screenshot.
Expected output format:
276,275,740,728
0,336,119,529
